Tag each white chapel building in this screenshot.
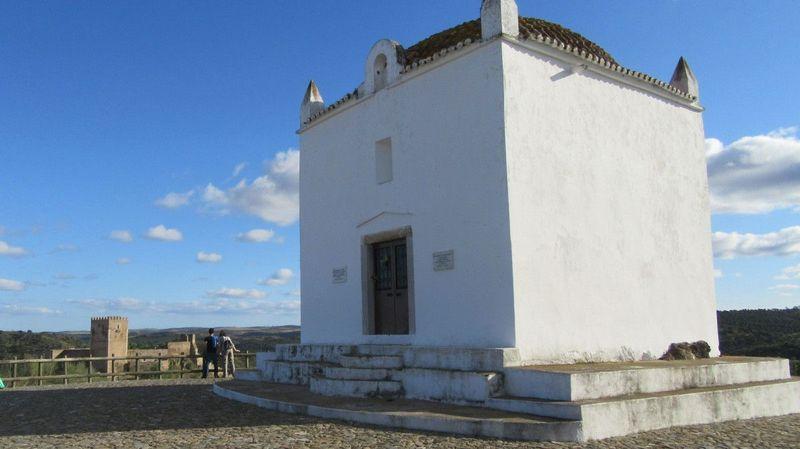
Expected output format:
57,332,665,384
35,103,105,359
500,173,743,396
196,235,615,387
298,0,717,364
224,1,800,441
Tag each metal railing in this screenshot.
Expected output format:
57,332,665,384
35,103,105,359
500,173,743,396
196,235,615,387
0,353,257,388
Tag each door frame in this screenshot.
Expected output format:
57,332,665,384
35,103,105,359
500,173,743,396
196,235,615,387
361,226,415,336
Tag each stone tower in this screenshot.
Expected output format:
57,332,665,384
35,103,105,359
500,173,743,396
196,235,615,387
90,316,129,373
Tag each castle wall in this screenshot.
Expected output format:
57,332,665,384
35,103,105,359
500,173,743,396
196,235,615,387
500,40,719,362
299,41,517,348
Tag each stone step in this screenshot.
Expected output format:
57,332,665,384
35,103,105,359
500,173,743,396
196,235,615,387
261,360,323,385
310,377,403,399
397,368,504,403
232,369,263,382
487,378,800,440
352,345,520,371
270,344,355,363
339,354,403,369
323,366,391,381
351,345,407,357
504,356,790,401
215,380,582,442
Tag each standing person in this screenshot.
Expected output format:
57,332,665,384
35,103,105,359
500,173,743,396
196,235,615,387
219,330,240,378
202,328,219,379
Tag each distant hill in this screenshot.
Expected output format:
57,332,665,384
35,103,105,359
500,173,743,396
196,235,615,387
0,330,85,359
0,325,300,359
126,326,300,352
717,308,800,374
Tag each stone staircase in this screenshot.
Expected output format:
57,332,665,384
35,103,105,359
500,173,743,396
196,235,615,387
232,345,800,441
487,357,800,439
311,354,404,398
254,344,509,403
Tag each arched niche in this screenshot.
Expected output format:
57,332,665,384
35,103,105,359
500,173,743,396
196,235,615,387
364,39,405,95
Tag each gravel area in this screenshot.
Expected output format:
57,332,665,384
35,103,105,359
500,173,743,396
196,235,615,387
1,379,798,448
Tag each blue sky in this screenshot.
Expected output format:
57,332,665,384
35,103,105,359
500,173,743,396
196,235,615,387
1,1,799,331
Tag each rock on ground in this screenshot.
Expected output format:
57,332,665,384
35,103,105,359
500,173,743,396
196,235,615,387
1,378,798,448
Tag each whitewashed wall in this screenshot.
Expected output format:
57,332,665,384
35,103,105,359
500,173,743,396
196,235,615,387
501,41,719,363
300,42,518,348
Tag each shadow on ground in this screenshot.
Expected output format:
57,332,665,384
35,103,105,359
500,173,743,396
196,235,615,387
0,380,316,437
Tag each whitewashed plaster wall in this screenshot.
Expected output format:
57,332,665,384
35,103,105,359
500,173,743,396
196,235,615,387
500,41,719,363
299,42,518,348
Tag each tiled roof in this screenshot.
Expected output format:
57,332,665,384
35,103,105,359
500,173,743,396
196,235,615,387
404,17,616,66
303,16,696,127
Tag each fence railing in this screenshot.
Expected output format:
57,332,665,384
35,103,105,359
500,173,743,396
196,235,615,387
0,353,257,388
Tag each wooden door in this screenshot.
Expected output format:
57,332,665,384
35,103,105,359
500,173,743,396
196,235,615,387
373,239,409,335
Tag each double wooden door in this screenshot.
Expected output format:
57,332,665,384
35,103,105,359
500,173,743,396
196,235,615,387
373,239,409,335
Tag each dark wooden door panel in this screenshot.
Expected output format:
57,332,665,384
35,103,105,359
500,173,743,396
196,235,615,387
372,238,409,335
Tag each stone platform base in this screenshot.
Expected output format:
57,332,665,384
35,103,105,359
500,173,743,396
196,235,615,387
217,344,800,441
214,380,581,441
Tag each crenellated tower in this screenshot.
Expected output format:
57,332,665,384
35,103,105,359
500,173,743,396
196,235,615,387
90,316,129,373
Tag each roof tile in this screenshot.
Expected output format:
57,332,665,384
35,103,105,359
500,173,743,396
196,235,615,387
404,17,617,66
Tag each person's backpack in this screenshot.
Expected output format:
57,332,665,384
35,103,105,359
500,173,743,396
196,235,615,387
222,337,232,352
206,335,218,354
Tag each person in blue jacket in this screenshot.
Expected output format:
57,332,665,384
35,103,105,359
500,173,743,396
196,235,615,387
202,328,219,378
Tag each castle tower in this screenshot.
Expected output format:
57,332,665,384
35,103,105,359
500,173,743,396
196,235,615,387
90,316,129,373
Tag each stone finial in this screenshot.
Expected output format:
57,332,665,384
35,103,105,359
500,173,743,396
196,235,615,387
481,0,519,40
300,80,325,126
669,57,699,99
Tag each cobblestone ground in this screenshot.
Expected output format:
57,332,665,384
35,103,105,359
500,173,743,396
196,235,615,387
1,379,798,448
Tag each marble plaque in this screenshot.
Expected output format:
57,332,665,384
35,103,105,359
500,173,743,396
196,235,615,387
332,266,348,284
433,250,454,271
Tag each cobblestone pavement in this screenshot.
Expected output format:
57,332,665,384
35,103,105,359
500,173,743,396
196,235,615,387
1,379,798,448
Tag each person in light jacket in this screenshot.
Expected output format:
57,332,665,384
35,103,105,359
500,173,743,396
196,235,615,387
218,330,240,378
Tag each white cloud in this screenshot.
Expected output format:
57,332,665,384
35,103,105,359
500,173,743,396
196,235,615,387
232,162,247,177
207,288,267,299
707,127,800,214
0,278,25,292
776,263,800,280
116,257,132,265
769,284,800,291
109,230,133,243
259,268,293,286
236,228,275,243
1,304,60,315
202,149,299,225
145,225,183,242
71,297,149,311
0,240,28,257
69,296,298,316
155,190,194,209
712,226,800,259
196,251,222,263
769,284,800,297
50,244,78,254
160,298,299,315
713,269,723,279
